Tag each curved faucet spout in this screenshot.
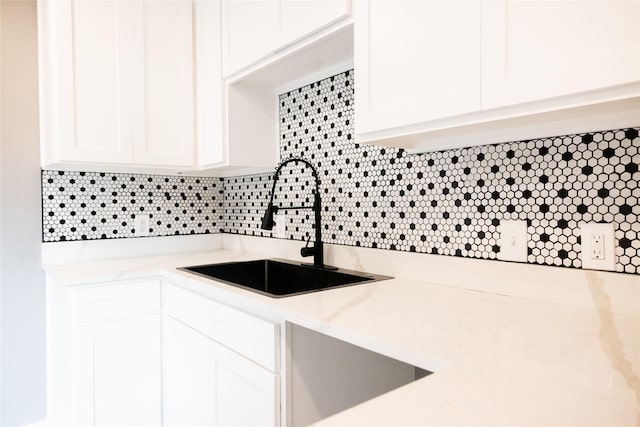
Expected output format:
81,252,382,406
260,157,329,269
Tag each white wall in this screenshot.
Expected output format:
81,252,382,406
0,1,46,426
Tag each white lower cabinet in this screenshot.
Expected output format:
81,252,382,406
161,283,281,426
74,316,162,427
56,279,280,427
162,316,279,427
69,280,162,427
52,276,429,427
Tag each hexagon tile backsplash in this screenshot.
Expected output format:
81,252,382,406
42,172,224,241
42,70,640,274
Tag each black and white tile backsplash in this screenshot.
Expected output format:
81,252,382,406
42,70,640,274
222,70,640,274
42,171,223,241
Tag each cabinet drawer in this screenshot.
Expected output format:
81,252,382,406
72,280,161,323
163,284,279,372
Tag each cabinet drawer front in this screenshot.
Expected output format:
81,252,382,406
163,284,279,372
72,280,161,323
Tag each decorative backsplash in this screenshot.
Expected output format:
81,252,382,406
41,171,223,241
41,70,640,274
222,70,640,274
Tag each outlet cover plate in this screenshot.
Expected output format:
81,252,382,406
134,214,150,237
580,223,616,271
273,212,286,238
498,220,528,262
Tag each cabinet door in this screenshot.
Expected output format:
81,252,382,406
134,0,195,167
162,315,216,426
163,316,279,427
482,0,640,109
221,0,280,75
71,280,161,427
74,315,161,427
280,0,350,47
221,0,350,77
39,0,195,169
354,0,481,136
40,0,135,164
195,0,225,167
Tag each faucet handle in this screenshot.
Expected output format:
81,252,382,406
300,246,315,258
300,233,314,258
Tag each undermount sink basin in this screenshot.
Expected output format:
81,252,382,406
179,258,391,298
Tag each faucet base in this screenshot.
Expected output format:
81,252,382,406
301,262,339,271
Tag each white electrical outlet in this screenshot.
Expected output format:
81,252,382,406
273,212,286,239
590,233,605,260
580,223,615,271
498,220,528,262
134,214,150,237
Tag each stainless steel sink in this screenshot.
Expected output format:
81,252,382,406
179,258,391,298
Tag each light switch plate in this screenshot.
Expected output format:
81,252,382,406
498,220,528,262
580,223,616,271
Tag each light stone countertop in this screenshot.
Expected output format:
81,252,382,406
43,234,640,426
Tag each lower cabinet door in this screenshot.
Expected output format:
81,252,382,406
163,316,280,427
74,314,162,427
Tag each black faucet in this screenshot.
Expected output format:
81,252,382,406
260,158,332,269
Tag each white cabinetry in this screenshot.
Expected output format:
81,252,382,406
50,278,281,427
163,316,279,427
355,0,640,152
481,0,640,109
220,1,352,175
38,0,194,170
280,0,350,48
69,280,161,427
195,0,225,167
221,0,350,76
354,0,481,136
162,283,280,426
135,1,194,167
196,0,281,173
221,0,280,76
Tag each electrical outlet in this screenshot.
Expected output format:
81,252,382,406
580,223,615,271
273,212,286,239
134,214,150,237
590,233,605,260
497,220,528,262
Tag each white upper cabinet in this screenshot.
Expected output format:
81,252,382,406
221,0,350,76
198,0,280,173
221,0,280,76
195,0,225,168
38,0,195,170
280,0,350,47
38,0,133,165
219,0,352,175
355,0,640,152
354,0,481,136
482,0,640,109
135,1,195,167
